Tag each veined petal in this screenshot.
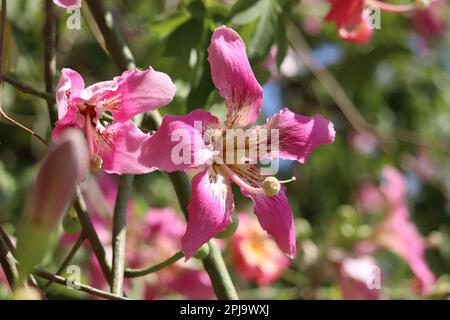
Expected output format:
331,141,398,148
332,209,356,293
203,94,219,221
251,108,335,163
208,26,263,128
241,185,296,258
80,80,118,104
182,167,234,259
108,68,176,122
95,121,155,175
139,110,220,172
56,68,85,120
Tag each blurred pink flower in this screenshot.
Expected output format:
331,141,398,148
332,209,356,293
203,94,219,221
336,255,382,300
325,0,373,44
231,214,290,286
348,130,379,155
53,0,81,8
139,26,335,260
53,67,175,174
355,182,385,214
356,166,436,294
412,0,447,43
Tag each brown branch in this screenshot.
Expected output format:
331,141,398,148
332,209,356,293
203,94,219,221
0,1,47,145
42,232,86,292
43,0,58,125
34,270,129,300
2,75,55,102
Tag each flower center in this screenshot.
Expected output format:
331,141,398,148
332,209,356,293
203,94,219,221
218,164,296,197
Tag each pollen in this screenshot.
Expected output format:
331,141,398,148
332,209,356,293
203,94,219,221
90,154,103,172
263,176,297,197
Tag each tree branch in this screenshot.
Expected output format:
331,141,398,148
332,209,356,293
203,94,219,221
34,270,129,300
42,232,86,292
43,0,58,125
1,74,55,102
125,251,184,278
111,174,133,295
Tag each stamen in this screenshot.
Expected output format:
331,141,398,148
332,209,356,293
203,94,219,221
218,164,266,196
262,176,297,196
84,112,95,156
279,177,297,184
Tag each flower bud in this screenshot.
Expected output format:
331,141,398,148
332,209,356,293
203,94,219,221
15,129,88,283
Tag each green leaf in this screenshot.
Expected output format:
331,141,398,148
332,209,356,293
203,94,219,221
247,0,277,63
186,53,215,112
164,18,204,57
229,0,265,26
188,0,206,21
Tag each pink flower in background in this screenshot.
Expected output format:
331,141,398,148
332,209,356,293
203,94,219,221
354,182,385,214
140,26,335,260
325,0,373,44
53,0,81,8
336,255,382,300
412,0,447,43
356,166,436,294
231,214,290,286
53,68,175,174
72,173,213,299
348,130,379,155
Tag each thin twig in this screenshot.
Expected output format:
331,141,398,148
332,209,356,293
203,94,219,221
287,23,450,154
111,174,133,295
42,232,86,292
73,193,113,286
0,226,18,289
125,251,184,278
34,270,129,300
1,75,55,102
43,0,58,125
0,0,47,145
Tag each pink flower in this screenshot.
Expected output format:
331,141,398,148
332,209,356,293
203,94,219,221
53,0,81,8
356,166,436,294
53,67,176,174
231,214,290,286
336,255,382,300
325,0,373,44
139,26,335,259
412,0,447,43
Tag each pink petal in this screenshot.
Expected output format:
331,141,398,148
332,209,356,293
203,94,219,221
182,167,234,259
337,255,382,300
232,214,290,286
162,268,215,299
81,80,118,103
55,68,85,120
141,208,185,241
241,186,296,258
95,121,155,175
139,110,220,172
325,0,365,28
53,0,82,9
380,166,407,210
208,26,263,128
380,206,435,294
109,68,176,122
256,108,335,163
